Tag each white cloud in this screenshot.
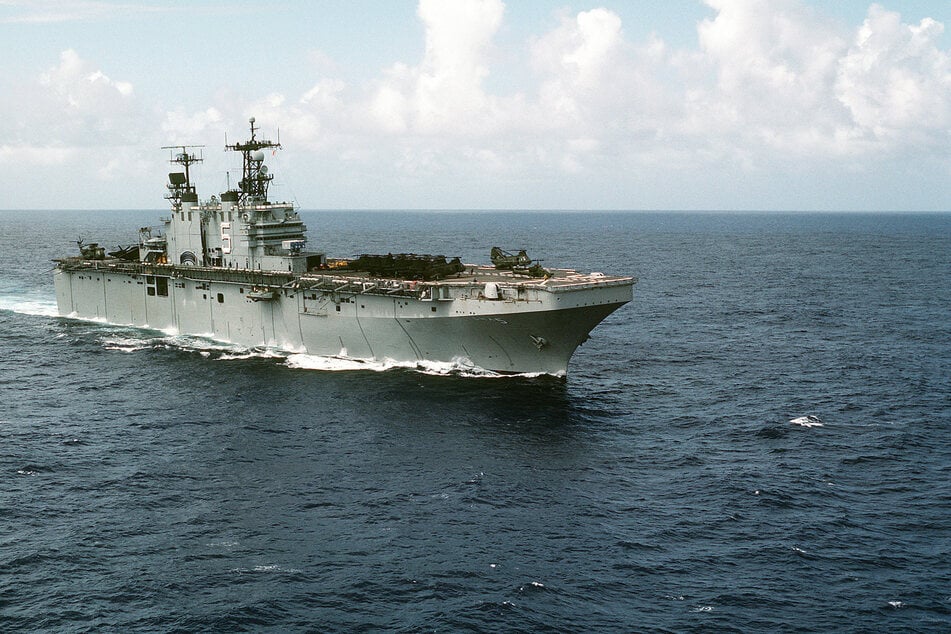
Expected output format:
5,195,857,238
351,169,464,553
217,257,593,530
4,1,949,209
33,48,143,146
161,107,223,139
0,47,150,180
296,0,951,204
368,0,506,136
533,8,624,88
530,8,625,126
836,5,951,146
696,0,848,129
0,144,76,166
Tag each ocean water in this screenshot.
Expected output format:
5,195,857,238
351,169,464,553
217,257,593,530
1,210,949,632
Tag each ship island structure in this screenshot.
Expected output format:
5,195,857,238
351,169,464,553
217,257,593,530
54,119,635,375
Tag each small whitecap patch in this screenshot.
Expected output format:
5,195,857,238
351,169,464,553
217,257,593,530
231,564,302,574
887,600,905,609
518,581,546,592
789,415,823,427
101,335,154,353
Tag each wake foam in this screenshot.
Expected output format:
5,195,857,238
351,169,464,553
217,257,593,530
100,331,285,361
96,330,554,377
284,353,555,378
0,295,59,317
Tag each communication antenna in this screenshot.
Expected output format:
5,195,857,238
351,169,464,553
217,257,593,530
224,117,281,204
161,144,205,207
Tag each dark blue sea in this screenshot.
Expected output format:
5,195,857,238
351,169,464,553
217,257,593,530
1,210,949,632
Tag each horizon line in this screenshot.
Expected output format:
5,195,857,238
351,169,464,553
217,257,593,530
1,208,949,214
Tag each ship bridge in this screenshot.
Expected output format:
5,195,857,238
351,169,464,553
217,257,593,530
161,118,323,274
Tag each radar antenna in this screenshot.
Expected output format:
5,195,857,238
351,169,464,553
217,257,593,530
162,145,204,208
224,117,280,204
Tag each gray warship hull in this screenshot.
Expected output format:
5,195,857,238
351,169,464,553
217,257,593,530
53,260,632,375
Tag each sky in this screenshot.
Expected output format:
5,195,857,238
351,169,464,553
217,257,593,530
1,0,949,211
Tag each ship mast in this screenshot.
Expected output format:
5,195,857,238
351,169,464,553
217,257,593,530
225,117,280,204
162,145,204,208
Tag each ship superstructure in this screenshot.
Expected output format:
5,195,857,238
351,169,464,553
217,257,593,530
54,119,635,375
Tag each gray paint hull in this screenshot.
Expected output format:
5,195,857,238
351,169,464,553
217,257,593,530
54,265,632,375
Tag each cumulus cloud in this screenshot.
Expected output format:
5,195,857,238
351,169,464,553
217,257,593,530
693,0,850,150
836,5,951,145
5,1,949,209
36,48,142,146
531,9,625,126
368,0,506,136
686,0,951,161
0,47,147,178
294,0,950,204
161,107,223,140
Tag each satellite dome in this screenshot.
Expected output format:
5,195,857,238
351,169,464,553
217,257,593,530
252,150,265,161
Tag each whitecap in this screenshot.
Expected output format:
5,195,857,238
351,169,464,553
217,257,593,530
230,564,302,574
101,335,155,353
789,415,823,427
887,600,905,609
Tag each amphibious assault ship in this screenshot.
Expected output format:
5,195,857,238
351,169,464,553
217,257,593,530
54,119,635,375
